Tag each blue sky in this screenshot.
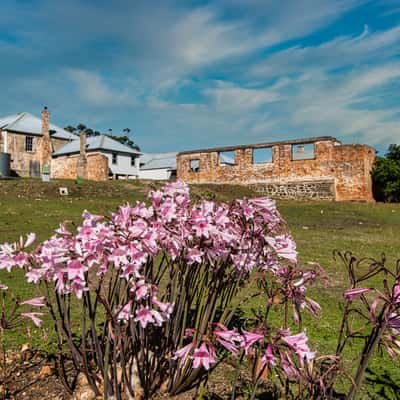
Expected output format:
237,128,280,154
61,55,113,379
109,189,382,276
0,0,399,154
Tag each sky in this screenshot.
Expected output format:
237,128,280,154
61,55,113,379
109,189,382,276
0,0,399,154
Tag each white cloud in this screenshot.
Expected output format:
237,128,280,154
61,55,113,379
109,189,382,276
64,68,135,107
204,81,280,111
252,25,400,78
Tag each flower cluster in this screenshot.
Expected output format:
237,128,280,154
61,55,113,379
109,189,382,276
0,180,322,397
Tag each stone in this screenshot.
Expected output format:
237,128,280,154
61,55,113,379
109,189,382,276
51,152,108,181
176,137,375,202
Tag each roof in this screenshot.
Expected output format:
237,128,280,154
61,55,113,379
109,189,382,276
177,136,339,155
53,134,142,156
139,152,177,170
0,112,77,140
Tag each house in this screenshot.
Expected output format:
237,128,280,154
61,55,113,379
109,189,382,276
52,133,142,180
138,152,177,180
0,108,77,176
177,136,376,202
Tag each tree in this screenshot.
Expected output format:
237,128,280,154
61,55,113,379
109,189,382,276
372,145,400,202
64,125,77,133
64,123,140,150
386,144,400,162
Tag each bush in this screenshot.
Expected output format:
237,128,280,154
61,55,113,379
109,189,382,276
372,145,400,202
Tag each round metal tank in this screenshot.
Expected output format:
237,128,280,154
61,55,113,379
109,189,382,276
0,152,11,177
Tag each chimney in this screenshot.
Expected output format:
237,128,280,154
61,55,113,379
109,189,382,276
41,106,50,139
77,129,88,180
80,130,87,156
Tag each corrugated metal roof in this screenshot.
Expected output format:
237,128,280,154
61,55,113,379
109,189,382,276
53,134,142,156
0,112,78,140
139,152,177,170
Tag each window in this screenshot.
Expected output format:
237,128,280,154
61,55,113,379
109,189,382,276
112,153,117,165
131,156,136,167
189,159,200,172
292,143,315,160
25,136,33,152
219,150,236,166
253,147,272,164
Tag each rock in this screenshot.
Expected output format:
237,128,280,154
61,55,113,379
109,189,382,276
76,372,89,387
73,386,97,400
39,365,52,377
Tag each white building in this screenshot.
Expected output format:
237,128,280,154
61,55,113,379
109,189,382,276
138,152,177,180
53,134,141,179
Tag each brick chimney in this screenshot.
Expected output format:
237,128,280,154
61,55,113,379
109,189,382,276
76,129,88,179
41,106,50,139
80,130,87,156
39,106,53,171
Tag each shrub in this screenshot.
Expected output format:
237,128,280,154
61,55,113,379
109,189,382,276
372,144,400,202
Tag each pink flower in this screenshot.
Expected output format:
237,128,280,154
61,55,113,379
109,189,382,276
0,283,8,290
214,326,242,354
261,344,277,367
21,312,44,327
173,342,195,366
344,287,371,300
116,301,132,321
67,260,87,281
134,306,155,328
280,351,300,379
21,297,46,307
241,329,264,354
393,282,400,303
269,235,298,264
192,342,216,370
24,233,36,248
281,331,315,362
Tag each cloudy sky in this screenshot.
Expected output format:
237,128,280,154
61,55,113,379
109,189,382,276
1,0,399,153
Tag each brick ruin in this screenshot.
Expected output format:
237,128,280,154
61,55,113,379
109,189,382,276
177,137,376,201
51,152,108,181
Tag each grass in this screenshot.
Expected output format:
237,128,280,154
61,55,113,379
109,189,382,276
1,178,400,398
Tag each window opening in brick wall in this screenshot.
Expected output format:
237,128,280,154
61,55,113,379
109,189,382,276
253,147,272,163
189,159,200,172
292,143,315,160
219,150,236,166
25,136,33,152
112,153,118,164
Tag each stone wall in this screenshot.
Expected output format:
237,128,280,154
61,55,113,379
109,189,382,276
252,180,335,200
51,152,109,181
0,130,68,177
177,137,376,202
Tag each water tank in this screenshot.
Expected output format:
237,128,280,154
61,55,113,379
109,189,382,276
0,152,11,178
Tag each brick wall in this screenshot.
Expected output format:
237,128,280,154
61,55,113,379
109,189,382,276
1,130,69,177
51,152,109,181
177,138,376,202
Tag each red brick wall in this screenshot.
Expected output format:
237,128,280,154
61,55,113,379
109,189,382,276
177,139,376,201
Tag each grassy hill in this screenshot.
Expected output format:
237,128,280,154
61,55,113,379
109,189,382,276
0,178,399,397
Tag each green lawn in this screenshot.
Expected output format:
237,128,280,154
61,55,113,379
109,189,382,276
1,179,399,398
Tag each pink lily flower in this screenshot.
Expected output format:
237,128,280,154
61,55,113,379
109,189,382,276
281,331,315,362
192,342,216,370
116,301,132,321
173,342,195,366
214,326,243,354
21,312,44,327
24,233,36,248
241,329,264,354
344,287,371,300
261,344,277,367
21,297,46,307
134,306,155,328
